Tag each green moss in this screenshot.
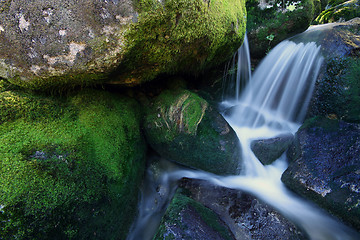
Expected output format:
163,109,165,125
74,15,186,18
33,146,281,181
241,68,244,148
145,89,208,142
9,71,109,93
313,0,360,24
118,0,246,83
0,89,146,239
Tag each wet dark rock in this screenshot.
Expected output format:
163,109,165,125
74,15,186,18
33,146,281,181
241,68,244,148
144,89,242,176
179,178,307,240
294,18,360,123
251,133,294,165
153,189,235,240
282,116,360,231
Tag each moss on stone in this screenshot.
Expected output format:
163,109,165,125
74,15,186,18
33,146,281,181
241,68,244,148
144,88,241,175
153,190,234,240
313,0,360,24
117,0,246,84
0,89,146,239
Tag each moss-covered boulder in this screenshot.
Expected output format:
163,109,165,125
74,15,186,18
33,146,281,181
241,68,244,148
153,189,235,240
0,0,246,91
0,86,146,239
144,89,242,175
282,117,360,231
246,0,316,58
314,0,360,24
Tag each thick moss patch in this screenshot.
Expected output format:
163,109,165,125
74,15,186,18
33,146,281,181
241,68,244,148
0,89,146,239
116,0,246,85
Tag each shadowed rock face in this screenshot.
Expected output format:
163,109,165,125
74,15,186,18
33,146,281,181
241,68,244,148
282,117,360,231
0,0,246,91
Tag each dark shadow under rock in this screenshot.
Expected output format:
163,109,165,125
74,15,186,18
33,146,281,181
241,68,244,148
179,178,307,240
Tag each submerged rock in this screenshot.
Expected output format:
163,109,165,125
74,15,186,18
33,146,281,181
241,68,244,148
0,88,146,239
179,178,307,240
0,0,246,91
282,116,360,231
144,89,242,175
153,189,235,240
250,133,294,165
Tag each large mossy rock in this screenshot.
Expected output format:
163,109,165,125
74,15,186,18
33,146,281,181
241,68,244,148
314,0,360,24
282,117,360,231
0,83,146,239
0,0,246,91
144,89,242,175
246,0,316,58
153,189,235,240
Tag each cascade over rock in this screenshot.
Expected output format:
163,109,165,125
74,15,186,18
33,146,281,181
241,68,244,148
144,89,242,176
0,82,146,239
282,117,360,231
0,0,246,91
301,18,360,122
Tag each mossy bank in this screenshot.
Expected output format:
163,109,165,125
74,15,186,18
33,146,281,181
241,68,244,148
0,81,146,239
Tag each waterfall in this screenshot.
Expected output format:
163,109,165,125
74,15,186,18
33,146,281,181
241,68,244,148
127,39,360,240
222,34,251,101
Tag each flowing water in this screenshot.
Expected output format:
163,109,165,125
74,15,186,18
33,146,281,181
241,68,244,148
127,38,360,240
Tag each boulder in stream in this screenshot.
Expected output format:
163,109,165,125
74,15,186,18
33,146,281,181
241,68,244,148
0,0,246,91
153,188,236,240
250,133,294,165
282,116,360,231
144,89,242,176
0,83,146,239
179,178,307,240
